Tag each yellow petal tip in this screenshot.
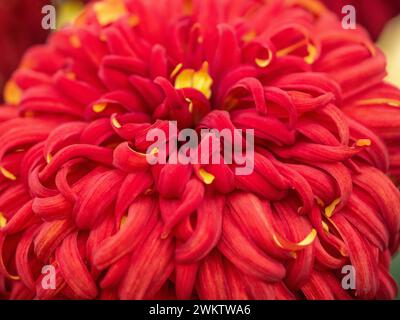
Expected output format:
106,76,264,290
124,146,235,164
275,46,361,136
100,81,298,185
356,139,372,147
324,198,341,218
111,116,122,129
198,168,215,185
185,98,194,113
0,212,7,228
170,63,183,79
297,229,317,246
46,154,53,164
0,167,17,181
4,80,22,105
69,34,81,48
93,102,107,113
128,15,140,27
255,57,272,68
120,215,127,229
242,30,257,43
305,43,318,64
322,221,330,233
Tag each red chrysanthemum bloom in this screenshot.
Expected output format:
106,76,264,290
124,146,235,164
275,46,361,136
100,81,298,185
1,0,400,300
323,0,400,39
0,0,50,97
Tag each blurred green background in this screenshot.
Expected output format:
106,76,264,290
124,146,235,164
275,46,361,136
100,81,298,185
391,254,400,299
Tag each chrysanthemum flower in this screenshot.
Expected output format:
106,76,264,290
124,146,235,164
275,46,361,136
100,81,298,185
1,0,400,300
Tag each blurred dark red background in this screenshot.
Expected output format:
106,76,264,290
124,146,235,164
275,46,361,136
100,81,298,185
0,0,50,93
323,0,400,39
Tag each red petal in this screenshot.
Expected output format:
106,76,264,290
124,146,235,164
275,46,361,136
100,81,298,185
175,193,224,263
56,232,98,299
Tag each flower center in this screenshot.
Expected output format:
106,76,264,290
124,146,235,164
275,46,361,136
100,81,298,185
174,62,213,100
